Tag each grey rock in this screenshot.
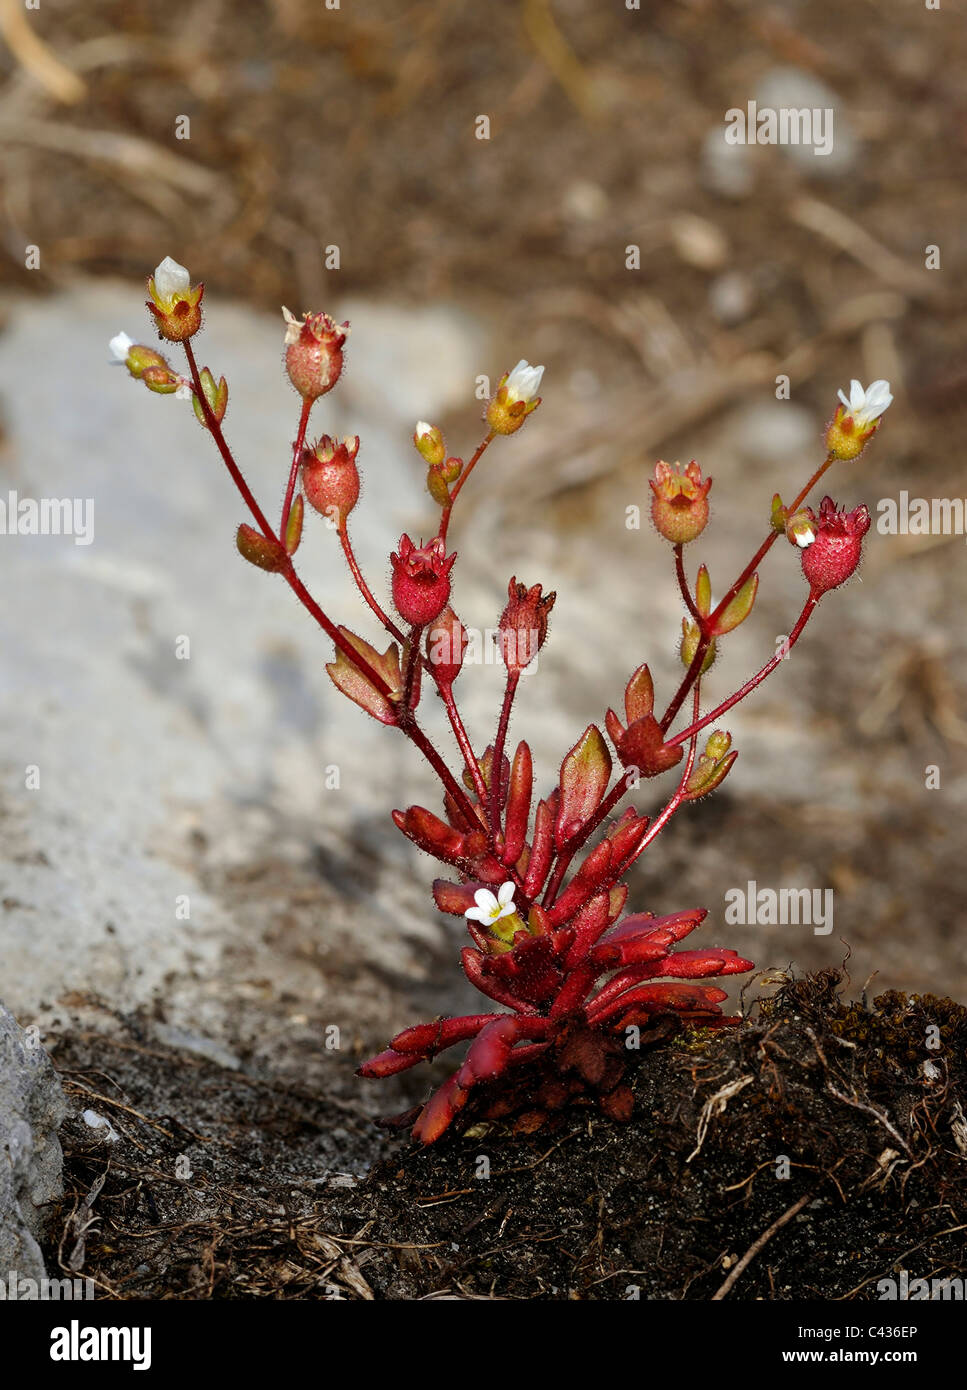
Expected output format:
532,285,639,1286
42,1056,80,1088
754,67,857,177
0,1003,67,1282
700,125,756,200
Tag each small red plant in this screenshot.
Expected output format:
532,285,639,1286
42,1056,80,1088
113,264,892,1144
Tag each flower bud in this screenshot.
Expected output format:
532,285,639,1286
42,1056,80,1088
799,496,871,597
825,379,892,461
282,307,349,400
302,435,360,525
110,332,172,380
784,508,816,548
498,578,556,675
140,365,184,395
391,535,456,627
414,422,446,466
146,256,204,342
426,456,462,507
425,606,468,686
650,459,712,544
486,360,544,436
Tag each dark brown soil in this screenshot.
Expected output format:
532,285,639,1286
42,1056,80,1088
47,971,967,1300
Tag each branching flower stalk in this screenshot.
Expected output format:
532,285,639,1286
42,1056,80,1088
115,258,893,1144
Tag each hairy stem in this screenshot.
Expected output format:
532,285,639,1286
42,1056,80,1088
438,432,494,544
339,522,406,643
666,596,818,749
489,669,520,839
281,396,312,536
438,681,491,812
660,454,834,733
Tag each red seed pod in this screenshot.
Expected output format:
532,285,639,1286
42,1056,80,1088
650,459,712,544
425,605,468,686
800,496,871,597
282,308,349,400
391,534,456,628
302,435,360,525
498,577,556,675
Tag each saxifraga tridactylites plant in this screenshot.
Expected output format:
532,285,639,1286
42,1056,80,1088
112,257,892,1144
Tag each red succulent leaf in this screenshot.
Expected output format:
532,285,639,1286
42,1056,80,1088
484,934,565,1005
357,1048,425,1078
563,891,613,968
624,663,655,723
432,879,481,915
546,840,614,927
392,805,466,864
556,724,612,847
502,741,533,867
461,947,539,1012
523,798,555,898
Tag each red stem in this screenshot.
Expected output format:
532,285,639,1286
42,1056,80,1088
182,339,498,859
617,685,704,875
439,433,494,544
675,544,703,624
489,669,520,838
438,681,491,813
541,767,637,909
660,454,834,733
181,342,392,701
183,340,276,541
339,522,406,643
666,595,818,749
401,715,483,833
281,396,312,536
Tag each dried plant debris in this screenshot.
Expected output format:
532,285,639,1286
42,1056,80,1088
49,973,967,1300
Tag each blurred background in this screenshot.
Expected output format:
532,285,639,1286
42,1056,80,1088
1,0,965,1108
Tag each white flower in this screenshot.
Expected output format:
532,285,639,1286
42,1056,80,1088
415,421,433,438
504,359,544,404
794,526,815,548
464,881,517,927
152,255,191,305
837,378,893,430
175,383,192,401
109,331,133,363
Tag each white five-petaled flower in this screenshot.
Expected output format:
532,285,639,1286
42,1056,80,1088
109,331,133,363
504,359,544,404
837,378,893,430
464,881,517,927
152,256,191,306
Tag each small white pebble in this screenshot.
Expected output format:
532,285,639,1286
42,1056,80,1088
81,1109,120,1143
